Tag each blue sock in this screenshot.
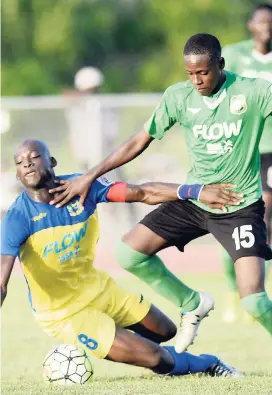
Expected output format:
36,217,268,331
164,346,218,376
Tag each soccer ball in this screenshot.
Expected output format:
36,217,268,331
43,344,93,385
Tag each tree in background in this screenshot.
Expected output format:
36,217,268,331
1,0,264,95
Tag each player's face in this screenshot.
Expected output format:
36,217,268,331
249,9,272,43
15,142,56,189
184,54,223,96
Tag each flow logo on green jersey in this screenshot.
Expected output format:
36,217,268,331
193,119,242,140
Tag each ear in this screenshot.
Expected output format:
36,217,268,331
218,57,225,70
51,157,57,168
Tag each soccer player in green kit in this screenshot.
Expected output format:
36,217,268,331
221,3,272,323
49,33,272,354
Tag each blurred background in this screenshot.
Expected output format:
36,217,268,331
1,0,259,95
0,0,268,269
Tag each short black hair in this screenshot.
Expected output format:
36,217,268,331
183,33,221,62
252,3,272,16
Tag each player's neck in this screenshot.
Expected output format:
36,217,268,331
253,41,271,55
26,180,56,203
211,72,226,95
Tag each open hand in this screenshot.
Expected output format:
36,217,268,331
200,183,244,211
49,174,93,207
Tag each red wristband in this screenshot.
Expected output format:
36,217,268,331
106,182,127,202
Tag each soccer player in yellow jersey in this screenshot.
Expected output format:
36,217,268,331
1,139,243,377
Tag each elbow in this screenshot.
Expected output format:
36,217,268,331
138,185,157,205
136,187,147,202
133,130,152,153
131,140,146,156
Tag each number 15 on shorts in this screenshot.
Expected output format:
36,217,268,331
232,225,255,250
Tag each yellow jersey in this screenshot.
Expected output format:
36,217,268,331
1,174,114,321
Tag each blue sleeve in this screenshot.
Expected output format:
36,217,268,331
86,176,114,204
1,209,30,256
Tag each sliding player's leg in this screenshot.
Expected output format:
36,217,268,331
125,304,177,344
39,291,241,376
115,201,215,353
106,325,242,377
104,285,241,376
116,299,241,376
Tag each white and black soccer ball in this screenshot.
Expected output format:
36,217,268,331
43,344,93,385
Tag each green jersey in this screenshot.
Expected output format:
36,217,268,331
223,39,272,153
144,71,272,214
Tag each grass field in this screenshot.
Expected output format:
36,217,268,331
2,273,272,395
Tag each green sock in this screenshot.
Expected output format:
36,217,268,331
115,240,200,311
221,249,238,292
241,292,272,335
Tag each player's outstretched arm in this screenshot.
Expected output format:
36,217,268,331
1,255,16,306
125,182,180,205
49,129,153,207
112,182,244,208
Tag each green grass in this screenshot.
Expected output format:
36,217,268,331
2,274,272,395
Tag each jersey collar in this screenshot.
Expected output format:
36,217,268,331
252,49,272,64
202,73,228,110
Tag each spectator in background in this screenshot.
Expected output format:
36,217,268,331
65,67,104,172
65,66,137,225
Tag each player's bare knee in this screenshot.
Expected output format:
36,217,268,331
141,305,177,342
162,321,177,341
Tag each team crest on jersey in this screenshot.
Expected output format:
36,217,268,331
230,95,247,115
66,201,84,217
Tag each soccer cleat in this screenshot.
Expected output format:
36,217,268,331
205,359,244,377
175,292,214,353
